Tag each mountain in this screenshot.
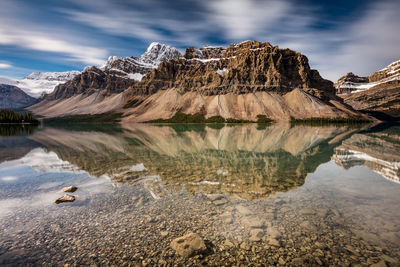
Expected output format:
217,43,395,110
0,84,38,109
335,60,400,118
332,126,400,183
122,41,361,122
0,71,81,98
30,41,363,121
29,42,181,117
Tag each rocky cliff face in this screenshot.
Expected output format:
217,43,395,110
46,42,181,101
0,84,37,109
123,41,360,122
30,43,181,117
336,60,400,118
126,41,335,99
30,40,362,121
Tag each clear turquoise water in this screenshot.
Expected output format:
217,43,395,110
0,123,399,265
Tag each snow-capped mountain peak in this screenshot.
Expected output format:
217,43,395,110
100,56,120,71
94,42,181,82
140,42,181,66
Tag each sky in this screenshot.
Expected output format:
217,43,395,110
0,0,399,81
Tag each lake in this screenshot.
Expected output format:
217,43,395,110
0,123,399,265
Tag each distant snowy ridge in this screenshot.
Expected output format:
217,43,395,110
0,71,81,98
25,71,80,81
336,59,400,94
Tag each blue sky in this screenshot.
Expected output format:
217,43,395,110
0,0,399,81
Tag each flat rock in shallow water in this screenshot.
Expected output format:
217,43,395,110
59,186,78,193
55,194,75,204
170,232,206,257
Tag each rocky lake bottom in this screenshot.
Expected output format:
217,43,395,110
0,123,399,266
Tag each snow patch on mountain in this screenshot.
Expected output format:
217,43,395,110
216,68,228,77
97,42,181,81
0,76,18,86
0,71,81,97
127,73,144,81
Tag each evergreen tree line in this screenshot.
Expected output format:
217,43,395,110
0,109,39,124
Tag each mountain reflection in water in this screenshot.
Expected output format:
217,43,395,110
2,123,399,199
1,123,400,266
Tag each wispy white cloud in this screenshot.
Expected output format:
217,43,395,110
0,0,398,81
326,1,400,78
61,0,211,46
200,0,399,80
204,0,289,39
0,62,12,69
0,0,108,66
0,28,107,65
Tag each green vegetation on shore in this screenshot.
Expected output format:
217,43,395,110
290,116,372,125
147,112,273,124
0,109,38,124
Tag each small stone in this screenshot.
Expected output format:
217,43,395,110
380,254,398,264
267,227,281,239
59,186,78,193
220,212,233,224
207,194,224,201
213,198,228,206
223,240,234,248
160,231,169,237
55,194,75,204
236,205,252,215
278,257,286,265
249,229,264,242
315,257,322,265
240,242,251,251
300,221,317,231
370,260,387,267
292,258,303,265
300,209,315,215
170,233,206,257
241,216,264,228
267,237,280,247
267,257,275,265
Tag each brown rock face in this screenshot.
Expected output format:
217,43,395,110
122,41,362,122
336,60,400,118
126,41,335,100
45,67,137,101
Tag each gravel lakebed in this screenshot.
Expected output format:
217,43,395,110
1,165,399,266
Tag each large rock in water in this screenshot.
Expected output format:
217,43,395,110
170,233,207,257
335,59,400,119
123,41,361,122
0,84,37,109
